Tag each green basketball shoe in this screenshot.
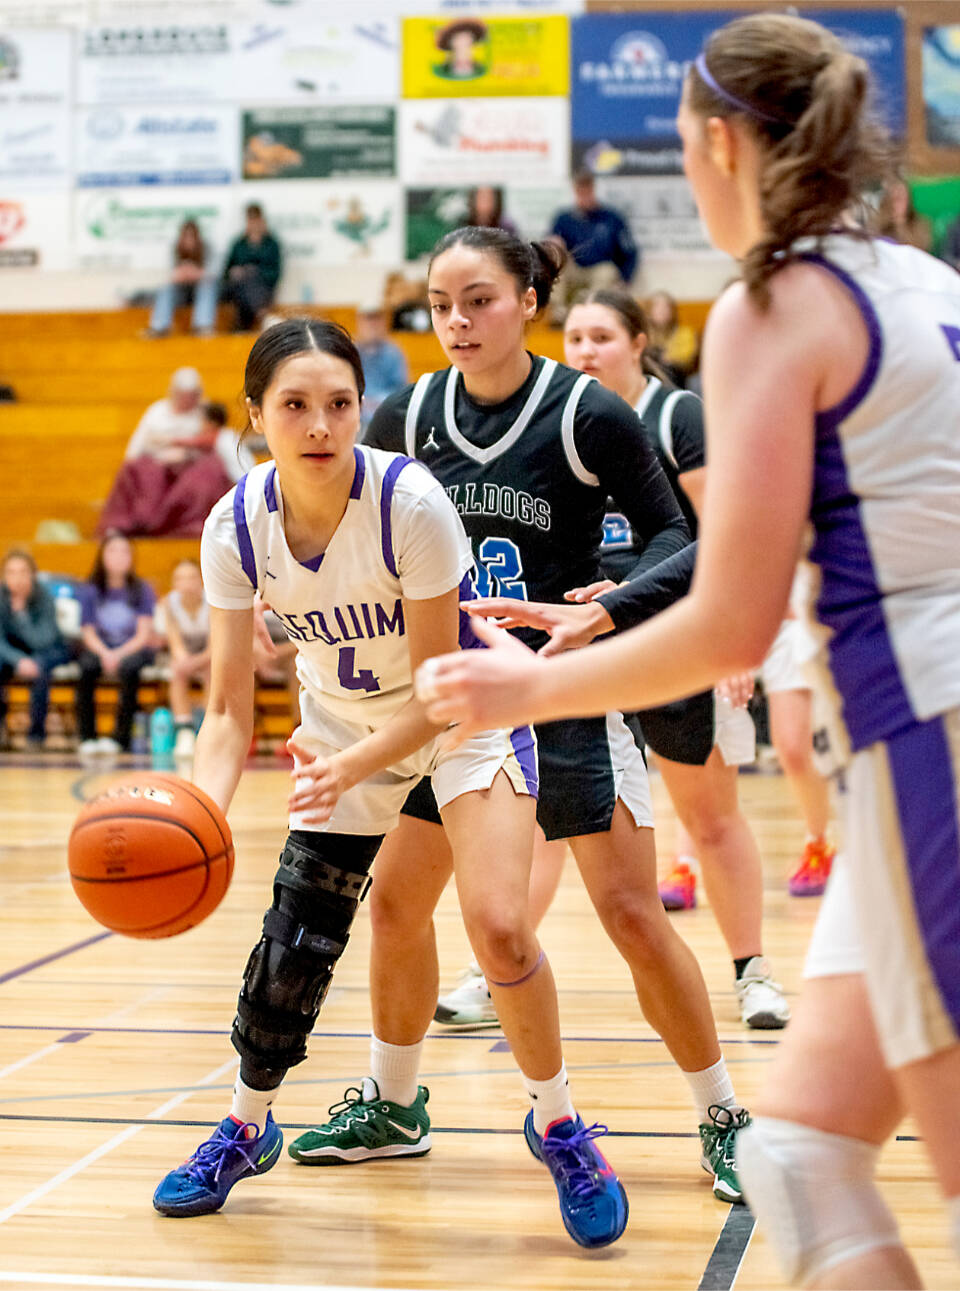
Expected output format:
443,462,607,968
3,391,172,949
699,1104,751,1203
289,1078,431,1165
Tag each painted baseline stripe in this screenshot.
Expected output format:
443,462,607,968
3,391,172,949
0,932,111,986
698,1206,756,1291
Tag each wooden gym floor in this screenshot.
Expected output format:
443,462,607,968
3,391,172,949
0,757,953,1291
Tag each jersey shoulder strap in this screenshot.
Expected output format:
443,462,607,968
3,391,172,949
403,373,434,457
657,390,687,471
379,454,424,578
561,373,600,487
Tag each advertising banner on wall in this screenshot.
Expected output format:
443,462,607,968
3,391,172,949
571,8,904,177
0,194,72,268
598,176,716,259
76,106,238,186
231,18,399,104
242,107,395,180
77,24,235,104
923,26,960,147
74,186,234,269
242,180,402,267
0,28,72,109
403,14,568,99
0,109,71,190
405,183,570,260
400,98,567,185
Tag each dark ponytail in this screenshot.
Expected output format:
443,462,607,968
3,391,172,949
428,225,566,314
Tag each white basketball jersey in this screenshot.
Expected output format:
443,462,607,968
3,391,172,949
201,447,474,725
796,234,960,758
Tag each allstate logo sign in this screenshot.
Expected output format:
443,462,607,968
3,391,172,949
579,30,685,98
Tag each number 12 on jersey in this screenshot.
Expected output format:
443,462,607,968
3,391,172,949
473,537,527,600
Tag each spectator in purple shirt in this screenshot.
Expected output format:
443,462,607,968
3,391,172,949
75,533,156,758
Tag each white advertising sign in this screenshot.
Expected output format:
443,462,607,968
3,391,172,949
597,175,720,259
242,179,402,267
400,98,568,185
76,23,235,104
232,18,399,104
74,185,234,270
0,108,71,189
0,28,72,108
0,193,71,268
76,106,238,186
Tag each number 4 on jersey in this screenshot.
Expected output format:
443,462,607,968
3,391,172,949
337,647,380,693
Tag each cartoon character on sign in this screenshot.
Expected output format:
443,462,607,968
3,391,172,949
433,19,488,82
333,197,391,258
0,202,25,244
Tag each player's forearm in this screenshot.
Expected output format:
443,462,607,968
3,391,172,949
192,707,253,814
531,595,758,723
334,699,440,792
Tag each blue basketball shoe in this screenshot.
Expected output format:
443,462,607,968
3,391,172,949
524,1112,628,1247
153,1113,282,1217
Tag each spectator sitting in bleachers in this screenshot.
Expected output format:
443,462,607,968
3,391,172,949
98,374,240,538
156,558,209,760
75,533,156,758
221,203,283,333
146,218,219,339
356,302,408,430
0,549,71,750
644,290,700,387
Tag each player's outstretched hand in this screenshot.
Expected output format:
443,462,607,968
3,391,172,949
416,618,544,739
715,670,756,709
287,738,348,823
563,579,617,603
463,596,614,657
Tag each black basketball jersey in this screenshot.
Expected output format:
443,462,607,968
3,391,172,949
365,356,689,636
601,376,704,580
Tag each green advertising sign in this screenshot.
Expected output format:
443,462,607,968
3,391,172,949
242,106,396,180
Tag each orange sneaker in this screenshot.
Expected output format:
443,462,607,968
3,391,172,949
788,837,835,897
659,861,697,910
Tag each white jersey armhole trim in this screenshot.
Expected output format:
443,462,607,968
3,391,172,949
404,373,433,458
657,390,685,472
561,373,600,487
633,375,662,422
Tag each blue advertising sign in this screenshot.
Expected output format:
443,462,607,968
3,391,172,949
571,9,905,177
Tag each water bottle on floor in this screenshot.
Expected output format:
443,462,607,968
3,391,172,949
149,707,176,769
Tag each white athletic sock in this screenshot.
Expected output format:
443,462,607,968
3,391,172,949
524,1063,576,1136
683,1056,738,1124
230,1074,276,1138
677,852,700,875
370,1035,423,1107
950,1196,960,1263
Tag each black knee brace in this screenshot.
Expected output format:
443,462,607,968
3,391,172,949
232,830,382,1088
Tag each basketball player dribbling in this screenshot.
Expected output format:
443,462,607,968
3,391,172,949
151,319,629,1249
418,15,960,1287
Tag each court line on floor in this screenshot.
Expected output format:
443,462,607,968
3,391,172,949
0,1023,780,1045
0,931,112,987
698,1206,756,1290
0,1277,395,1291
0,1057,236,1227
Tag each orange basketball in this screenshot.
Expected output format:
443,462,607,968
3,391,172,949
68,772,234,939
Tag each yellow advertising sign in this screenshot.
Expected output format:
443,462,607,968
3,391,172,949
402,15,569,99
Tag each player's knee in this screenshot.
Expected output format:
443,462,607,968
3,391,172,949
368,875,433,943
678,807,736,855
466,911,535,984
232,830,380,1079
736,1116,902,1288
599,889,665,960
773,734,813,779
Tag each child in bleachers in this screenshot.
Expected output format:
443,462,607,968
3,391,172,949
0,549,71,750
156,558,209,759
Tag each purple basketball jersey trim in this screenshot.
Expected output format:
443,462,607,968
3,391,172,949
264,466,278,513
232,474,258,590
457,570,486,651
886,715,960,1033
510,725,539,798
351,446,366,500
800,253,916,749
379,455,420,578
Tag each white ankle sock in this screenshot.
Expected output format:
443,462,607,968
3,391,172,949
677,852,700,874
683,1057,738,1124
230,1075,276,1138
370,1035,423,1107
950,1196,960,1263
524,1063,576,1136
